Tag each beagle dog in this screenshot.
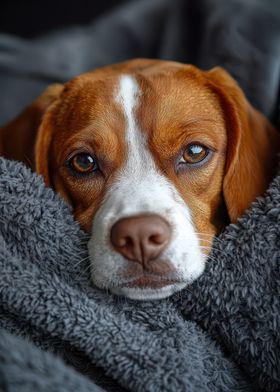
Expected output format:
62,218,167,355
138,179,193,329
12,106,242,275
1,59,279,300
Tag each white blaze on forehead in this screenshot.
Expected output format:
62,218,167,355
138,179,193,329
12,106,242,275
116,74,150,173
116,75,138,133
116,75,158,182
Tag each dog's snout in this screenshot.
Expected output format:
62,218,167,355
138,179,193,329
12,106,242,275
110,215,171,265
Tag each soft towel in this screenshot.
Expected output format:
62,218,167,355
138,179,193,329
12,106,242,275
0,155,279,391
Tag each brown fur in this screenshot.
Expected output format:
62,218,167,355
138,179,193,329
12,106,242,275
1,59,279,246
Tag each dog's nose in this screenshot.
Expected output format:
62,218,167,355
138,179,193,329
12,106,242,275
110,215,171,265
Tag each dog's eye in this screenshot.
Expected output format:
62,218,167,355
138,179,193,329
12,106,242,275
181,144,209,164
69,153,98,174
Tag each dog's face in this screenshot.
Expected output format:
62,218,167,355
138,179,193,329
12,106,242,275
41,61,228,300
1,59,279,300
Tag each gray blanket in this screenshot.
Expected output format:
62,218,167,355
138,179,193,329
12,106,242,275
0,158,250,391
0,149,279,392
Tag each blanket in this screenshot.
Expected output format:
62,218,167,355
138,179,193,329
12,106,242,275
0,157,280,392
0,157,257,392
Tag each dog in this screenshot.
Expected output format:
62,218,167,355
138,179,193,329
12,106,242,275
1,59,279,300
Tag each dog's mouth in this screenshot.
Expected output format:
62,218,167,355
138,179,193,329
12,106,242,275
117,272,182,289
110,274,188,300
125,277,178,289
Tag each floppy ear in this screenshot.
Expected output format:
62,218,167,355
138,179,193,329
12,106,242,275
0,84,63,178
206,67,280,222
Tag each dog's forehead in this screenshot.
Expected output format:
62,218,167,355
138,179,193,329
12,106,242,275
53,61,224,144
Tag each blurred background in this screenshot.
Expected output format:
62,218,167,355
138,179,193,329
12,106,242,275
0,0,279,126
1,0,125,38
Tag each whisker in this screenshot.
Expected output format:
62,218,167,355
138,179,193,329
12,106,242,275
198,231,238,243
196,231,224,239
197,238,214,244
77,264,92,279
218,233,238,241
195,232,216,236
200,247,226,257
73,255,90,269
197,235,223,244
205,256,217,264
74,250,88,255
200,245,224,252
71,250,89,259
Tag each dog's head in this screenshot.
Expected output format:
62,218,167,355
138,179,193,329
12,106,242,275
1,59,279,300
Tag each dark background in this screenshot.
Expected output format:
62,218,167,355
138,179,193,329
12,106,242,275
0,0,279,126
0,0,126,38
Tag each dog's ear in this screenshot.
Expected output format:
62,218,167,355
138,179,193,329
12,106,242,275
206,67,280,222
0,84,63,178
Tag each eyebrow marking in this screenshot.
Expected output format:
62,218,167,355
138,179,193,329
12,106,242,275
181,117,221,128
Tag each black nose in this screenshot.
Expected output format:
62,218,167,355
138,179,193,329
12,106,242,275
110,214,171,266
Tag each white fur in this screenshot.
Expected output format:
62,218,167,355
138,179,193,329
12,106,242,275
88,75,206,300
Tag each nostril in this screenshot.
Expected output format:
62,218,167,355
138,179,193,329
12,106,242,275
110,223,131,248
117,236,132,248
149,233,167,245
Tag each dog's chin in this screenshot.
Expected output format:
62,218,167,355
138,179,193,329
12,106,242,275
110,282,188,300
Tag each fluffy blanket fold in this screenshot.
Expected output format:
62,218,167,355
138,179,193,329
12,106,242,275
0,155,279,392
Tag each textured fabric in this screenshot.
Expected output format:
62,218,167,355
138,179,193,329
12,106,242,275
0,157,253,392
174,170,280,390
0,0,279,125
0,329,104,392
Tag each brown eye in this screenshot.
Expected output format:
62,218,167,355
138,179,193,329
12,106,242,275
69,153,98,174
182,144,209,164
